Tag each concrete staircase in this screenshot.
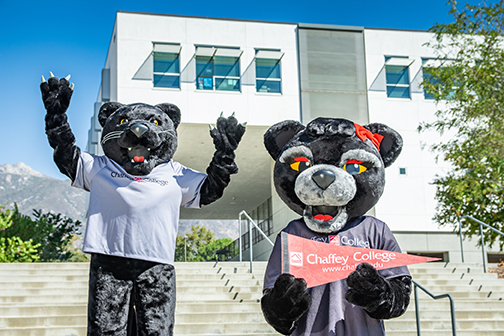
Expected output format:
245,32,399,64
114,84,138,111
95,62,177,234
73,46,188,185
386,262,504,336
0,261,503,335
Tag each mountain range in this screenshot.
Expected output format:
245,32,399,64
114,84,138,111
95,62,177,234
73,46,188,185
0,163,238,240
0,163,88,224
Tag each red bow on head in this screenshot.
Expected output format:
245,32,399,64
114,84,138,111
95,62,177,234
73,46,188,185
353,123,383,151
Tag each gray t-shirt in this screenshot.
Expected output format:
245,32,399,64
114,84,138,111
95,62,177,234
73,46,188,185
264,216,410,336
72,152,206,265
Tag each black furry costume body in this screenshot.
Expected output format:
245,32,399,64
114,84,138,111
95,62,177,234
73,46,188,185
41,74,245,335
261,118,411,335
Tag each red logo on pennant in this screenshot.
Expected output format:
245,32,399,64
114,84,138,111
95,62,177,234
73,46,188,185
329,235,340,245
281,232,439,288
290,252,303,267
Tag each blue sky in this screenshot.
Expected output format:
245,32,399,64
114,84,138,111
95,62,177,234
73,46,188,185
0,0,478,180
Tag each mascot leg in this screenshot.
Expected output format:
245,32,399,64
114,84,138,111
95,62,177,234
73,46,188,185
88,254,134,336
135,264,176,336
87,254,176,336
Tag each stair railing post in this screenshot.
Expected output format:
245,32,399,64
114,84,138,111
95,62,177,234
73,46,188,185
457,217,464,263
449,294,457,336
414,283,421,336
480,223,487,273
249,216,253,273
238,214,242,262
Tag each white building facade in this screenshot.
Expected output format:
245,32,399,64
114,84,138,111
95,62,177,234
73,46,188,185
88,11,501,265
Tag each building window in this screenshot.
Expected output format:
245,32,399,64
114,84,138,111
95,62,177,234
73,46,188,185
385,56,413,99
422,58,457,100
255,50,284,93
195,46,242,92
153,43,181,89
422,58,437,100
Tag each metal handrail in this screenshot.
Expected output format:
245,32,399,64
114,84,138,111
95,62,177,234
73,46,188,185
238,210,274,272
412,279,456,336
459,215,504,273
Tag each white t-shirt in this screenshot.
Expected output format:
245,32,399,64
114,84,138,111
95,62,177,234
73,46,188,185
72,152,206,265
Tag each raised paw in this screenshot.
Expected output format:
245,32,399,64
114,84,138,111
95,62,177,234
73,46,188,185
40,72,74,114
209,112,246,152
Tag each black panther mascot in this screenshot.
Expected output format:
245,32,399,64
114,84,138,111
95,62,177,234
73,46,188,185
40,73,245,336
261,118,411,335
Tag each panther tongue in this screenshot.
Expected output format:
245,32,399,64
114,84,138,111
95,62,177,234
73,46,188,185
312,205,339,221
314,214,334,221
128,146,150,164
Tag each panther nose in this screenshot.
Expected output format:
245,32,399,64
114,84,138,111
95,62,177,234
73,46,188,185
312,169,336,190
130,124,148,138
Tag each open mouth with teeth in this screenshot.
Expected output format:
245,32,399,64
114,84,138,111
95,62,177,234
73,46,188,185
127,146,151,164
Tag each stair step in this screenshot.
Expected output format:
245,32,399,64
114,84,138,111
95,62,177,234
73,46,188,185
173,322,275,334
0,305,87,317
385,331,503,336
387,318,504,330
0,326,86,336
0,316,87,329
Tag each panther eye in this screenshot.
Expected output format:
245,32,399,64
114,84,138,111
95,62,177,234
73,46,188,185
290,157,312,172
150,119,159,126
120,119,128,125
343,160,367,175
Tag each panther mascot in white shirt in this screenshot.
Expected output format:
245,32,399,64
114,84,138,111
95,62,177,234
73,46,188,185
40,73,245,336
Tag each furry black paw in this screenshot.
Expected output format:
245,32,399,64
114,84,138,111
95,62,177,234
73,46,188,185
40,72,74,114
261,273,311,335
345,263,389,312
210,113,246,153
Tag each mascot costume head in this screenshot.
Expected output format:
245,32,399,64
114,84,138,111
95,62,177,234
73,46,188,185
261,118,412,336
41,73,245,335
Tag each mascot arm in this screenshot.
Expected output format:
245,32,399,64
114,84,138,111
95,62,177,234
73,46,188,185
261,274,312,335
200,114,245,206
40,74,80,181
345,263,412,320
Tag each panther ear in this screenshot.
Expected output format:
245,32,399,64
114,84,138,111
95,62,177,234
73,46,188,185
98,102,124,127
264,120,305,160
364,123,403,168
156,103,181,129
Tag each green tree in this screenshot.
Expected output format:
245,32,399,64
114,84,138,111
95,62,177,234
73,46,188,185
198,238,233,261
0,204,40,262
175,225,214,262
0,204,81,261
175,225,233,261
420,0,504,247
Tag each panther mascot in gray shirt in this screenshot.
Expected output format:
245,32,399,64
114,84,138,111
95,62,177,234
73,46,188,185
261,118,411,336
40,73,245,336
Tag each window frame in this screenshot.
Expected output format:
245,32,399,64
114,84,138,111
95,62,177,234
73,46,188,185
152,43,181,89
195,46,242,92
385,56,413,99
255,49,284,94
